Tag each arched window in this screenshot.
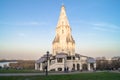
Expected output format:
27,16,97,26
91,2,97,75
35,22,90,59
57,58,62,63
62,21,64,25
62,30,64,34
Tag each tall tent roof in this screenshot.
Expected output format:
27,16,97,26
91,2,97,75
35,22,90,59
57,5,70,27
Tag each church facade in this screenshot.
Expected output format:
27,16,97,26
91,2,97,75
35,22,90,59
35,5,96,71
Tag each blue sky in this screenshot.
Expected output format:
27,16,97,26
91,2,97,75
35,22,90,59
0,0,120,60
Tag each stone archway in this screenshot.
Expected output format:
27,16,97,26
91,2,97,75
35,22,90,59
82,64,87,71
90,63,94,70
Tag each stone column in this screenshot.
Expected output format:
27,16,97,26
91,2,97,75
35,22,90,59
63,58,64,64
62,67,64,71
40,63,43,71
94,63,96,70
35,63,37,70
53,58,57,71
75,64,77,71
62,58,65,69
55,58,57,63
55,68,58,71
72,56,74,71
80,63,82,70
88,63,90,71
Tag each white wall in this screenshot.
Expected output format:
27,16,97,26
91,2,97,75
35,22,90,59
0,62,17,68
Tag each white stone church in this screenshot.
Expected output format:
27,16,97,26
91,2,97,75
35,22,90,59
35,5,96,71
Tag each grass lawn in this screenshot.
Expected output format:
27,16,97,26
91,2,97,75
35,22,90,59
0,69,41,73
0,72,120,80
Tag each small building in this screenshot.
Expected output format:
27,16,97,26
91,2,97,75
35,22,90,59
0,60,17,68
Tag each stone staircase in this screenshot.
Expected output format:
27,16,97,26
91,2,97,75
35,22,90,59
49,62,64,71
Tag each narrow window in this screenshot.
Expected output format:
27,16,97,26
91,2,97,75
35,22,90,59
62,30,64,34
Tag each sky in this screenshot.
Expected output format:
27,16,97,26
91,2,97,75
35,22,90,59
0,0,120,60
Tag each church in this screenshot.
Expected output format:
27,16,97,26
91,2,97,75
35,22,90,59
35,5,96,71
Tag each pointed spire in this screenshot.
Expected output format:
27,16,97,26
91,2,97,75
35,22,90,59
57,5,70,27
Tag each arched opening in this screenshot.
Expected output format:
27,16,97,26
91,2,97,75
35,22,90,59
90,63,94,70
72,64,75,71
62,30,64,34
38,63,40,68
58,68,62,71
82,64,87,71
57,58,63,63
77,64,80,71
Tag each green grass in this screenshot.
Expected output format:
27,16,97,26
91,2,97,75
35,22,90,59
0,72,120,80
0,69,42,73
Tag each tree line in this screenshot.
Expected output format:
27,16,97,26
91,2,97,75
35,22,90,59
96,56,120,70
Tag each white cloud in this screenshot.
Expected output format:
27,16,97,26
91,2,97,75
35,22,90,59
92,23,120,32
92,23,105,26
93,27,110,32
72,20,120,33
93,23,120,29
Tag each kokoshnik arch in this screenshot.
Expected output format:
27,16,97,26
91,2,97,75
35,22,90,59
35,5,96,71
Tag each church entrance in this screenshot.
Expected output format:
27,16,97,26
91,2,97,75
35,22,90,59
90,63,94,70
